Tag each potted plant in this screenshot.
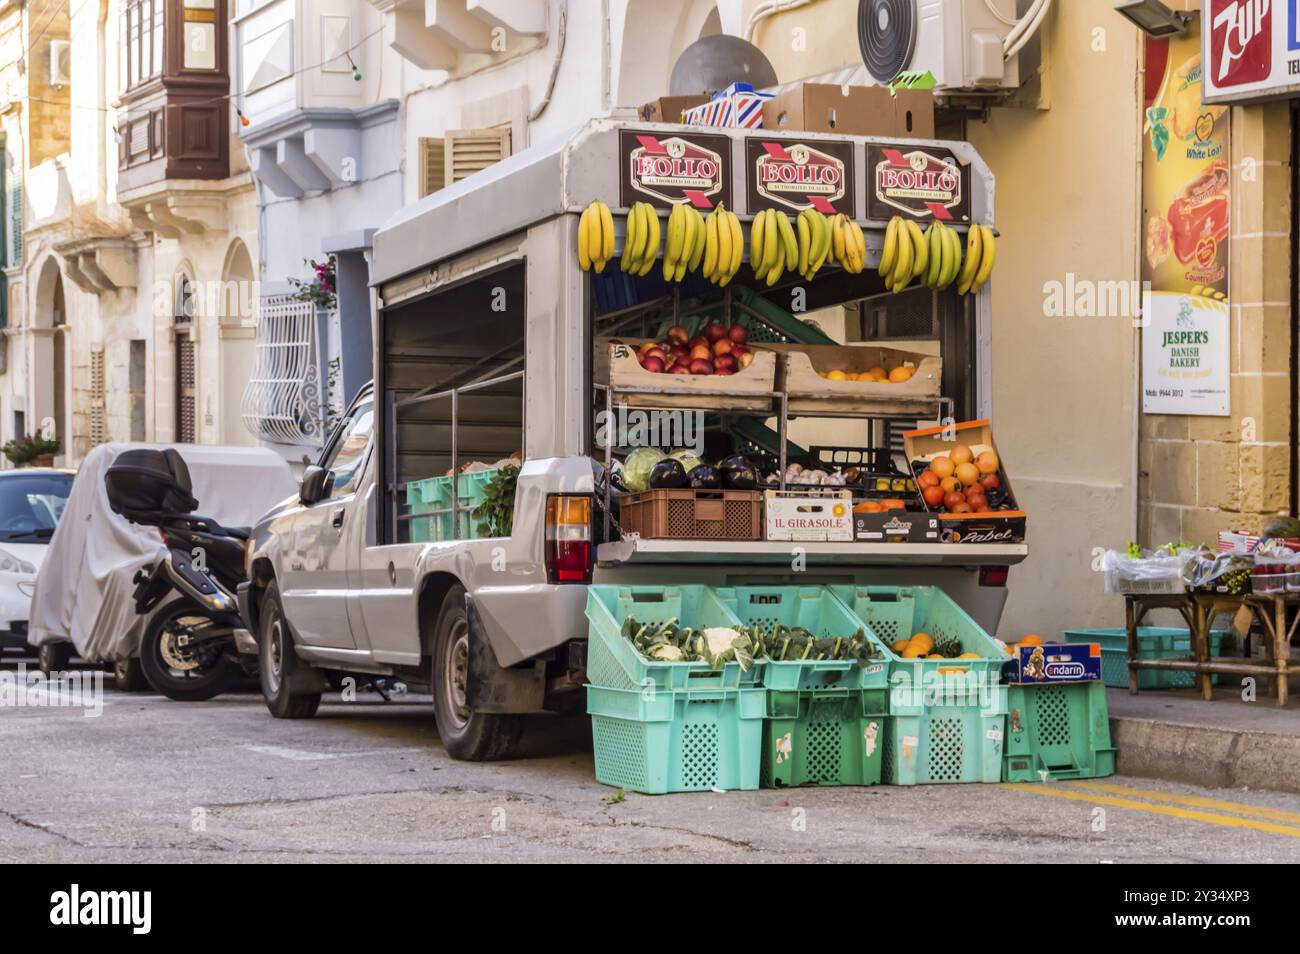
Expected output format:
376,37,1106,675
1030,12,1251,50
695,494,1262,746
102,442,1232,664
3,434,61,467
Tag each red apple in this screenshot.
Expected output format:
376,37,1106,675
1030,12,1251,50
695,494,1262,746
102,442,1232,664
666,325,689,345
637,341,657,355
642,356,665,373
690,344,712,361
713,353,737,372
712,339,733,356
689,336,708,351
704,322,728,344
689,358,713,375
979,473,1001,491
644,348,667,365
730,344,749,356
943,491,966,511
669,364,691,375
713,368,734,376
922,485,945,508
728,324,749,345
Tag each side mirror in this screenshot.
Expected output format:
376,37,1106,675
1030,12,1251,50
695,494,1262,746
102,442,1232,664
300,465,333,506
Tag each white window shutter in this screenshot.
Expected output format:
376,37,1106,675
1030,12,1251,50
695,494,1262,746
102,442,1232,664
418,137,446,198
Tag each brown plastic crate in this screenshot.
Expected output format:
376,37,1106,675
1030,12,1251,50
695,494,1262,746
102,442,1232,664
618,489,762,540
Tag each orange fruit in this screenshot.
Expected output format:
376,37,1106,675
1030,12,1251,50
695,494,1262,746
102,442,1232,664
826,369,848,381
954,461,980,486
868,366,887,378
939,475,961,493
950,444,973,465
888,365,915,383
976,450,1000,474
1020,634,1044,646
930,456,955,479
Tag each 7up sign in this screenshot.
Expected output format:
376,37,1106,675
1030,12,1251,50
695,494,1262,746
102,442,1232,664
1203,0,1300,102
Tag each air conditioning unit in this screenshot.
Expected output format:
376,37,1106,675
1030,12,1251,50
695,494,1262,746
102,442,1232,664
48,39,70,87
858,0,1040,91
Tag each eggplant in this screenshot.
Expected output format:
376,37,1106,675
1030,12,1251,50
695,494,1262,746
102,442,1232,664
689,465,722,489
719,454,759,490
648,459,688,489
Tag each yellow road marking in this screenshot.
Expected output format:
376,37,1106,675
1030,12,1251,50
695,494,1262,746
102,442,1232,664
1060,779,1300,826
999,784,1300,839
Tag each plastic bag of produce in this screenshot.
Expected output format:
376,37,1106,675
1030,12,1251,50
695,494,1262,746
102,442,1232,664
1182,547,1253,595
1100,547,1187,595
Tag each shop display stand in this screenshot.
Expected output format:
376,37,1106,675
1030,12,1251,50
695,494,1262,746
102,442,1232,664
1124,592,1300,705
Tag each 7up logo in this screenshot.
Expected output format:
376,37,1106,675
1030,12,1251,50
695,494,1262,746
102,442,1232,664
1208,0,1272,87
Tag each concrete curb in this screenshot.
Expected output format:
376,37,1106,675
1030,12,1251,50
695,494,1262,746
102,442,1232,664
1112,716,1300,795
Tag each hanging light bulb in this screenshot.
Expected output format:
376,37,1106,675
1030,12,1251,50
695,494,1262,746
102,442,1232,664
346,53,361,82
236,107,250,128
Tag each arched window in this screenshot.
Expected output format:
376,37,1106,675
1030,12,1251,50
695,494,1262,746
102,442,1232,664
174,274,196,442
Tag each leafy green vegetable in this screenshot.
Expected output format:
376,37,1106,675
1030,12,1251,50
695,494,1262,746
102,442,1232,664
622,447,666,493
472,464,521,537
755,624,883,664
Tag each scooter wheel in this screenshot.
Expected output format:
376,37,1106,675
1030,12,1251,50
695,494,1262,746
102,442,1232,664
139,603,240,702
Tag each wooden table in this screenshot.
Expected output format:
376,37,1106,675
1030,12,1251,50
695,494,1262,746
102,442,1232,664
1124,591,1300,705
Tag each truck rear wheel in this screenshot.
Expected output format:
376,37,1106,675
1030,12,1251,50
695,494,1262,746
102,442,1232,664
431,585,523,761
259,581,321,719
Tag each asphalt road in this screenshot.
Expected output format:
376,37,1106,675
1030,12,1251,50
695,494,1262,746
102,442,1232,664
4,655,1300,863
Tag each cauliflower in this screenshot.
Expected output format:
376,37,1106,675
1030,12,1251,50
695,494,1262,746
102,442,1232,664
646,644,685,662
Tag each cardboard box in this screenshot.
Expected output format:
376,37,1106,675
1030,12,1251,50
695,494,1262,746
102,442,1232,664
684,82,774,129
762,84,935,139
903,419,1027,544
638,96,709,125
1003,643,1103,684
765,489,853,542
853,510,940,544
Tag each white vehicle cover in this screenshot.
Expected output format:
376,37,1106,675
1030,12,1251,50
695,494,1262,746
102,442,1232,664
27,443,298,662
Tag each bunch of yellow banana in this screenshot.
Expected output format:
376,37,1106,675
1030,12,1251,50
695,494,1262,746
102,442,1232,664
577,200,615,273
750,209,798,287
621,201,661,277
661,202,708,282
918,219,963,291
878,215,931,293
702,203,743,286
956,223,997,296
793,208,832,280
826,213,867,275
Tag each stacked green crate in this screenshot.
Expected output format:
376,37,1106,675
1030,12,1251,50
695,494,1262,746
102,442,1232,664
1003,680,1116,782
716,586,890,787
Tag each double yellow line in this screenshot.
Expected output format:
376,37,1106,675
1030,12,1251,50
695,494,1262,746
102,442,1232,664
1002,779,1300,839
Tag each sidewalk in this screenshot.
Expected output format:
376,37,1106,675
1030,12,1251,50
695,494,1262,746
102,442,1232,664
1109,682,1300,794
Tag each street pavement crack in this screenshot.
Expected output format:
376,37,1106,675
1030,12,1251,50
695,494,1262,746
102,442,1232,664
0,808,87,847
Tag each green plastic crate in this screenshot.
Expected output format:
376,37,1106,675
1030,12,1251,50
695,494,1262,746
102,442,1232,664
587,685,765,794
585,585,762,692
405,468,501,542
882,686,1008,785
1003,681,1116,782
829,585,1007,714
715,585,891,690
1064,627,1231,690
761,688,888,788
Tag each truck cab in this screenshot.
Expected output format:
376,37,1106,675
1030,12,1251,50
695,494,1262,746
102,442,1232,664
239,118,1025,760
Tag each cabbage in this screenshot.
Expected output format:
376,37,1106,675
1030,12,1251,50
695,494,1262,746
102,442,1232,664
622,447,666,492
668,448,703,474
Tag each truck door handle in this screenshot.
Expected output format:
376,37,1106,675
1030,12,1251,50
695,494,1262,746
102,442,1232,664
332,507,346,528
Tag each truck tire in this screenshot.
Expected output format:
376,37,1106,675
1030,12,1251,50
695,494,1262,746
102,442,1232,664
37,641,72,678
431,585,523,761
113,656,149,692
259,581,321,719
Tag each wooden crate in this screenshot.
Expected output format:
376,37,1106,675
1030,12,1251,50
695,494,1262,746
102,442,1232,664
772,343,942,415
903,419,1027,543
596,338,776,412
618,488,763,540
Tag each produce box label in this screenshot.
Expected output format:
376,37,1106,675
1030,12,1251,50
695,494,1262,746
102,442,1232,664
867,145,968,222
853,511,939,543
1004,643,1102,684
764,490,853,542
744,137,855,215
620,130,732,211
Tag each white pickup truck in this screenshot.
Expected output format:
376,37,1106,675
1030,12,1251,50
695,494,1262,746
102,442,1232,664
238,118,1025,761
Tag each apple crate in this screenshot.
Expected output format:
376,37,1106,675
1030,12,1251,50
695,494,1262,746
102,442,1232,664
771,343,941,415
618,488,762,541
595,337,776,412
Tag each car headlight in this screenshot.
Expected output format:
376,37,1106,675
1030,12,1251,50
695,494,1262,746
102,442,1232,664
0,547,36,574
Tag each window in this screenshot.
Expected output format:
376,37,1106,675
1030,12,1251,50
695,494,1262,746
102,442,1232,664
174,277,196,443
183,0,217,70
0,472,74,542
120,0,163,93
319,396,373,500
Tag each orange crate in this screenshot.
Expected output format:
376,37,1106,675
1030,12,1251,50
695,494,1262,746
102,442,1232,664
618,489,762,540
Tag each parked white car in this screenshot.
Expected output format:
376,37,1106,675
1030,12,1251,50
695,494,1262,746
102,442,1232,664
0,468,74,652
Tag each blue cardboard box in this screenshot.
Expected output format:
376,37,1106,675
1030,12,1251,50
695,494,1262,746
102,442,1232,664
1003,642,1102,684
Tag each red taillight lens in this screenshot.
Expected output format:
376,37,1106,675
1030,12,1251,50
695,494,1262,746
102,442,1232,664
546,495,592,584
979,565,1009,587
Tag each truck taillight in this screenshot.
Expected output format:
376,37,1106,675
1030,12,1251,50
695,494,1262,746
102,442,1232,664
545,495,592,584
979,565,1009,587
